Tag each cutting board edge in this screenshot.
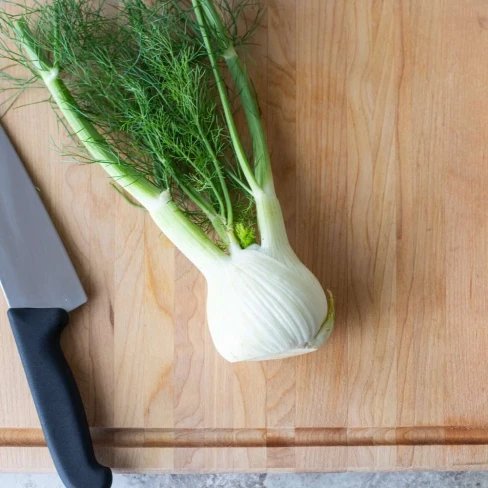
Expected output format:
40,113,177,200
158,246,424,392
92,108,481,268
3,426,488,448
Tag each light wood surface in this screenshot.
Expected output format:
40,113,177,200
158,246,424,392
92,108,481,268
2,0,488,473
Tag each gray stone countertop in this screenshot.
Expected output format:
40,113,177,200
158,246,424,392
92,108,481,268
1,472,488,487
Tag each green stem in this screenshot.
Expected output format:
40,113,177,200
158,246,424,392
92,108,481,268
47,76,160,207
192,0,261,195
195,118,234,229
177,177,229,244
14,19,226,271
150,191,229,273
198,0,274,192
195,1,284,251
110,182,145,209
13,19,156,205
154,134,226,222
150,145,226,241
172,142,226,219
223,46,274,192
226,167,253,195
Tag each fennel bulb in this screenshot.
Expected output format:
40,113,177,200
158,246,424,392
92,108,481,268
149,191,334,362
205,245,333,362
0,0,335,362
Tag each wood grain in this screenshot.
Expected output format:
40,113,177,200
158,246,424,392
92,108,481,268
266,4,297,470
2,0,488,473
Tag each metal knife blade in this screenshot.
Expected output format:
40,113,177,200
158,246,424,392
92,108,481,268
0,125,87,312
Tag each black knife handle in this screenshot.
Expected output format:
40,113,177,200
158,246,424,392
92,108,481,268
8,308,112,488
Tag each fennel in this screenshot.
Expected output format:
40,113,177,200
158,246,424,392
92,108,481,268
0,0,334,362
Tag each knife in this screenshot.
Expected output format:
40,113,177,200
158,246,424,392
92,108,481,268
0,125,112,488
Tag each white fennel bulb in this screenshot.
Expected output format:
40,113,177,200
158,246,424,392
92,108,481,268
205,245,333,362
151,191,335,363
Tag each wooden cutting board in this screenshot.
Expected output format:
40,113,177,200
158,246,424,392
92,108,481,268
2,0,488,473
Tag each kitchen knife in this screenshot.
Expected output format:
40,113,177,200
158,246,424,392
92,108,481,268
0,125,112,488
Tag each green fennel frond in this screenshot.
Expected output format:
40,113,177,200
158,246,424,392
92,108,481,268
0,0,266,251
